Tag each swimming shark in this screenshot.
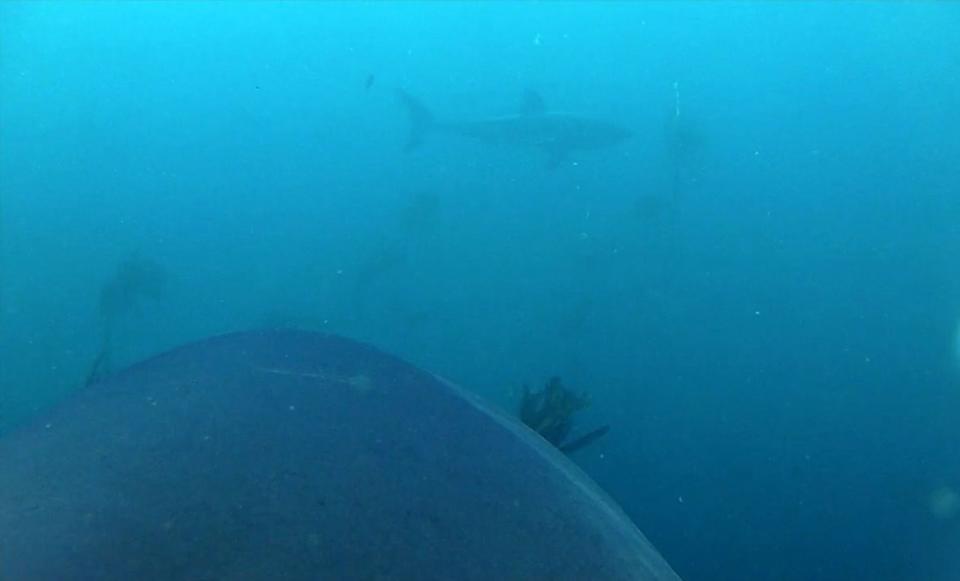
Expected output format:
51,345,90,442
397,89,632,168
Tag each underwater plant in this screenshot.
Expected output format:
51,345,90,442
83,254,168,386
518,376,610,454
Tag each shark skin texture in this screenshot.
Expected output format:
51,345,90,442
0,329,681,581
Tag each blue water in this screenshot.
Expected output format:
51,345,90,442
2,2,959,580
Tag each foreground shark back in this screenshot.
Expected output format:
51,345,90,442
397,89,632,167
0,329,683,580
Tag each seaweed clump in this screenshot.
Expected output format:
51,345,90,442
518,377,609,454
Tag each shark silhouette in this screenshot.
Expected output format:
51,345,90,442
397,89,632,168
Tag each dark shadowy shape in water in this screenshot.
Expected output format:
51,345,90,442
84,254,167,386
354,192,441,297
398,191,442,235
0,329,682,580
364,73,375,91
349,236,407,320
634,192,674,221
401,307,433,330
98,254,167,319
519,376,610,454
397,88,632,168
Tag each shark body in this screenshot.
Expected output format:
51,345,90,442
398,89,632,167
0,329,683,580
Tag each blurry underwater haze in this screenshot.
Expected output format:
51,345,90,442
2,2,960,580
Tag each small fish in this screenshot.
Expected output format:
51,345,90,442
364,73,375,91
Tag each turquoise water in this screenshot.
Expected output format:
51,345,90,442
1,2,959,579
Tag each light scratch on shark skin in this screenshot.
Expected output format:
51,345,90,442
252,366,330,380
251,366,378,394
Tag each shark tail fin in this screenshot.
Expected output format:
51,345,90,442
396,89,434,151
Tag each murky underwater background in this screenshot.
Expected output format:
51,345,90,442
2,2,959,580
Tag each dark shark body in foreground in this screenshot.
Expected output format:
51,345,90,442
398,89,632,167
0,329,681,580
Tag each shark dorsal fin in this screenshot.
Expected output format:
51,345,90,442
519,90,546,116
